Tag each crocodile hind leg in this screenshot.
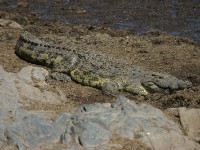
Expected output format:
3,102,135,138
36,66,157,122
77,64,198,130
50,61,72,82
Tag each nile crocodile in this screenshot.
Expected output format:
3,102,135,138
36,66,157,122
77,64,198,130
15,32,192,95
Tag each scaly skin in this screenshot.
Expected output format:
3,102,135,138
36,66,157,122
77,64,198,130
15,32,192,95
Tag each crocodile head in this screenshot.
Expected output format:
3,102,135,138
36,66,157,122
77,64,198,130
141,72,192,94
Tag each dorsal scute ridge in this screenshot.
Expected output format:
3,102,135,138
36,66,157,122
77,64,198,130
19,32,70,51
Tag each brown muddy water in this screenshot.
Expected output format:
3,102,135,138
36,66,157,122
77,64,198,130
1,0,200,42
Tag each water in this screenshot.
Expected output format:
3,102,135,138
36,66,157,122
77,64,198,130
1,0,200,41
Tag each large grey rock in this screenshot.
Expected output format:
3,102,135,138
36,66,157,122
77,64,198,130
0,65,199,149
0,65,67,149
55,95,200,150
179,107,200,142
79,121,111,147
112,96,199,150
56,113,73,126
0,91,21,121
0,125,6,147
6,114,63,149
67,144,81,150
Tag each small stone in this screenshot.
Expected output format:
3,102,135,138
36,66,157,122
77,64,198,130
0,19,22,29
17,66,49,84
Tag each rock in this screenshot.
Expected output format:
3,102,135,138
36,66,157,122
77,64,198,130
113,96,200,150
14,108,27,121
0,91,22,125
6,114,63,149
0,66,66,104
165,108,179,117
63,121,76,144
0,19,22,29
179,107,200,142
78,121,111,147
0,125,6,147
17,0,28,7
17,66,49,85
0,65,199,149
55,95,200,150
140,128,199,150
56,113,73,129
67,144,81,150
0,65,68,149
16,80,62,104
1,145,18,150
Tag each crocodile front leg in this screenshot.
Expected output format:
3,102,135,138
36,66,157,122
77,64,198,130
50,55,79,82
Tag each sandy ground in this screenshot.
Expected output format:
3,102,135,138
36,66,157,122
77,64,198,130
0,4,200,150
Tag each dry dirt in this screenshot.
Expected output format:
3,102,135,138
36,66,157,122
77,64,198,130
0,4,200,150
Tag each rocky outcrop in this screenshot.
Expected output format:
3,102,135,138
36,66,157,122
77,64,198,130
0,65,65,105
0,65,199,150
0,19,22,29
